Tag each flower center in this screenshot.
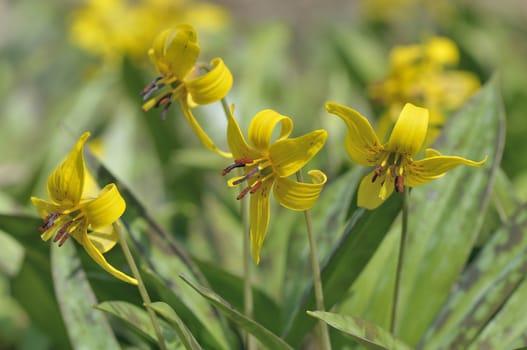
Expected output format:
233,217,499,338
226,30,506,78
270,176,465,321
222,157,274,199
371,152,406,193
39,210,84,247
141,76,186,120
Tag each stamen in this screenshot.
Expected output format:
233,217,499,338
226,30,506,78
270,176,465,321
372,166,384,183
155,93,172,108
39,213,60,233
58,233,71,247
236,186,252,200
236,180,263,200
222,158,254,176
232,168,258,185
395,176,404,193
53,221,72,244
140,76,163,98
390,164,397,177
161,101,172,120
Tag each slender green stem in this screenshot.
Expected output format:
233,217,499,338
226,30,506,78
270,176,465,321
113,222,167,350
390,190,409,335
296,171,331,350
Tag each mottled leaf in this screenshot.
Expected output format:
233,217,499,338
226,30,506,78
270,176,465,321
180,274,294,350
307,311,412,350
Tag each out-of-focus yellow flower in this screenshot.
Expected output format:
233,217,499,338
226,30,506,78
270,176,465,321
326,102,487,209
31,132,137,285
70,0,229,62
369,37,480,144
360,0,454,23
141,24,233,157
222,109,327,263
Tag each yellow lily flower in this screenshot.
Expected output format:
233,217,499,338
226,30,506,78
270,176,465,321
369,37,480,144
326,102,487,210
31,132,137,285
222,109,328,263
142,24,233,158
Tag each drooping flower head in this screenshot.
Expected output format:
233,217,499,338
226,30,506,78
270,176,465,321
326,102,487,209
141,24,233,157
369,37,480,144
31,132,137,285
222,109,328,263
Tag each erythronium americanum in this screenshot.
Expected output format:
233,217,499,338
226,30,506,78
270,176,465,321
326,102,487,210
31,132,137,285
141,23,233,158
222,109,328,264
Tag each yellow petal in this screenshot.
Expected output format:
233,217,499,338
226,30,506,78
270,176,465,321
88,226,118,254
226,106,260,160
357,171,395,210
149,24,200,79
387,103,429,157
325,102,383,166
248,110,293,153
179,99,232,158
425,37,459,66
249,178,273,265
186,58,233,105
31,196,63,219
405,154,487,187
83,184,126,229
269,129,327,177
273,170,327,210
79,231,138,285
47,132,90,206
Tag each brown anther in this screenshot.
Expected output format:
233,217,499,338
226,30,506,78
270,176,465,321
161,101,172,120
53,221,72,244
249,180,262,194
39,213,59,233
236,186,252,200
155,93,172,108
222,158,254,176
395,176,404,193
58,233,71,247
390,164,397,177
372,166,384,183
233,168,258,185
140,76,163,98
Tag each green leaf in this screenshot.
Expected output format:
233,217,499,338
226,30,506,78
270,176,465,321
307,311,412,350
141,266,232,350
95,301,180,348
149,302,202,350
419,202,527,350
0,214,70,349
51,242,120,349
282,194,402,347
180,274,294,350
87,153,233,350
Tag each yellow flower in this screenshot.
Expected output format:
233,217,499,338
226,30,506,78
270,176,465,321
31,132,137,285
70,0,229,62
142,24,233,158
326,102,487,210
369,37,480,144
222,109,328,263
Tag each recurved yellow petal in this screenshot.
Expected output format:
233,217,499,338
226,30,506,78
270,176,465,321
269,129,327,177
83,184,126,229
358,171,395,210
387,103,428,156
249,178,273,265
88,226,118,254
80,232,138,285
325,102,382,166
274,170,327,210
47,132,90,206
248,110,293,152
31,197,62,219
179,99,232,158
186,58,233,105
226,107,261,160
406,154,487,187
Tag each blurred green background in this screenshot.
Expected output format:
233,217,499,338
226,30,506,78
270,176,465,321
1,0,527,348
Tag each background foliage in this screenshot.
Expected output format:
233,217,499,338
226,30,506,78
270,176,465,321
1,0,527,349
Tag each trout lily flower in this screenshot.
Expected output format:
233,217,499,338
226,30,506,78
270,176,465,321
369,37,480,144
31,132,137,285
222,109,328,263
141,24,233,157
326,102,487,210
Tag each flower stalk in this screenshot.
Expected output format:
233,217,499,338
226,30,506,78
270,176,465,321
390,190,409,335
113,222,167,350
296,171,331,350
